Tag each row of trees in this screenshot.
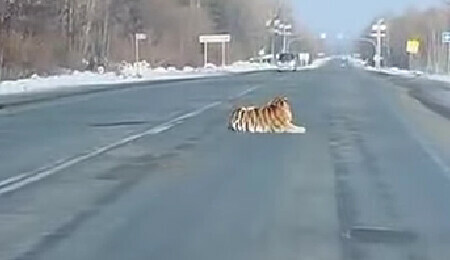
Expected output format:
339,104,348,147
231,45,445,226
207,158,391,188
0,0,286,80
358,2,450,73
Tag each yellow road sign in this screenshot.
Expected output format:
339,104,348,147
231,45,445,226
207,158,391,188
406,40,420,54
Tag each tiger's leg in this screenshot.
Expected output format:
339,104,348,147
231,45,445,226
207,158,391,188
286,122,306,134
235,108,245,132
269,107,286,133
228,109,239,130
288,124,306,134
254,109,264,133
242,108,251,132
248,109,257,133
261,108,273,133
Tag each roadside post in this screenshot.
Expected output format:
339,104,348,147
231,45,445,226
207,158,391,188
370,19,386,70
266,18,280,65
135,33,147,76
443,32,450,74
258,49,265,64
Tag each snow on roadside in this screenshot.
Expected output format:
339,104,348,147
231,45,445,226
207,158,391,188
0,58,329,96
309,57,332,68
424,74,450,84
364,65,450,88
0,70,223,96
345,57,450,85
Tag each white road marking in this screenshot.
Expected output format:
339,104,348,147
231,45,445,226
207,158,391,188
0,101,221,196
408,127,450,176
231,86,260,100
389,93,450,178
0,174,28,188
0,85,261,197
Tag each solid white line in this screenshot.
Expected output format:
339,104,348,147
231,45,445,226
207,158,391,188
0,101,221,196
408,127,450,176
388,91,450,178
0,174,28,188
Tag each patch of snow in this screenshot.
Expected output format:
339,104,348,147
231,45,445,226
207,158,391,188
0,58,328,96
425,74,450,85
153,67,166,72
182,66,194,72
364,65,450,87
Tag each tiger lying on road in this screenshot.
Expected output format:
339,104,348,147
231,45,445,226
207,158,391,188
228,96,306,134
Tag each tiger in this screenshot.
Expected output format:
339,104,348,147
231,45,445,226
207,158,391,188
228,96,306,134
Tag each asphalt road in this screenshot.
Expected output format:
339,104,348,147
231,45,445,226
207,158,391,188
1,61,450,260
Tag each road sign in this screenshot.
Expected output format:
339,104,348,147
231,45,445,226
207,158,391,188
199,34,231,67
370,33,386,38
283,24,292,30
372,24,387,31
199,34,231,43
406,40,420,54
135,33,147,40
443,32,450,43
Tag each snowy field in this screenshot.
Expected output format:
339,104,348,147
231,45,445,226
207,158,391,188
0,59,330,96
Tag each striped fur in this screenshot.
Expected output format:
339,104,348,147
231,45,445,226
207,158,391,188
228,96,305,134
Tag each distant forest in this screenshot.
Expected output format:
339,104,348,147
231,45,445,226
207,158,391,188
0,0,299,79
359,2,450,72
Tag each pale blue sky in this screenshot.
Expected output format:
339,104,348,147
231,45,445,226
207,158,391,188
292,0,443,37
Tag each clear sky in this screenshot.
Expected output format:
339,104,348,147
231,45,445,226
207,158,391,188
292,0,444,38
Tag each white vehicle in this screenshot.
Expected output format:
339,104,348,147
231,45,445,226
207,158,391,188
277,53,297,72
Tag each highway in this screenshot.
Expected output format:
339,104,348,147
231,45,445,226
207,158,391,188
1,60,450,260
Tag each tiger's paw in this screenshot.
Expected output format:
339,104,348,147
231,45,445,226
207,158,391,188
287,126,306,134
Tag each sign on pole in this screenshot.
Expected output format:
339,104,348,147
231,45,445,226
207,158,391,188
136,33,147,40
199,34,231,67
444,32,450,74
406,40,420,54
199,34,231,43
370,33,386,38
442,32,450,43
372,24,387,31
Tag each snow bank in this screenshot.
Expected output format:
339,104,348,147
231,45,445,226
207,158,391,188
364,66,433,79
362,65,450,89
425,74,450,84
309,57,332,68
347,57,366,68
0,69,227,96
0,58,328,96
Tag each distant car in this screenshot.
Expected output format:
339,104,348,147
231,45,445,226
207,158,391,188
277,53,297,72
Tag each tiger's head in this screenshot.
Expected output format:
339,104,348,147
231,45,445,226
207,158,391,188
269,96,293,122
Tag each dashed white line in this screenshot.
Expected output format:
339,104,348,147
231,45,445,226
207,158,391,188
0,101,221,196
0,85,261,197
0,174,28,188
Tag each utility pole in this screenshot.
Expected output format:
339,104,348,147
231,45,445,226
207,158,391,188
280,23,292,53
443,32,450,74
0,47,3,82
135,33,147,76
371,18,386,69
266,17,280,65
